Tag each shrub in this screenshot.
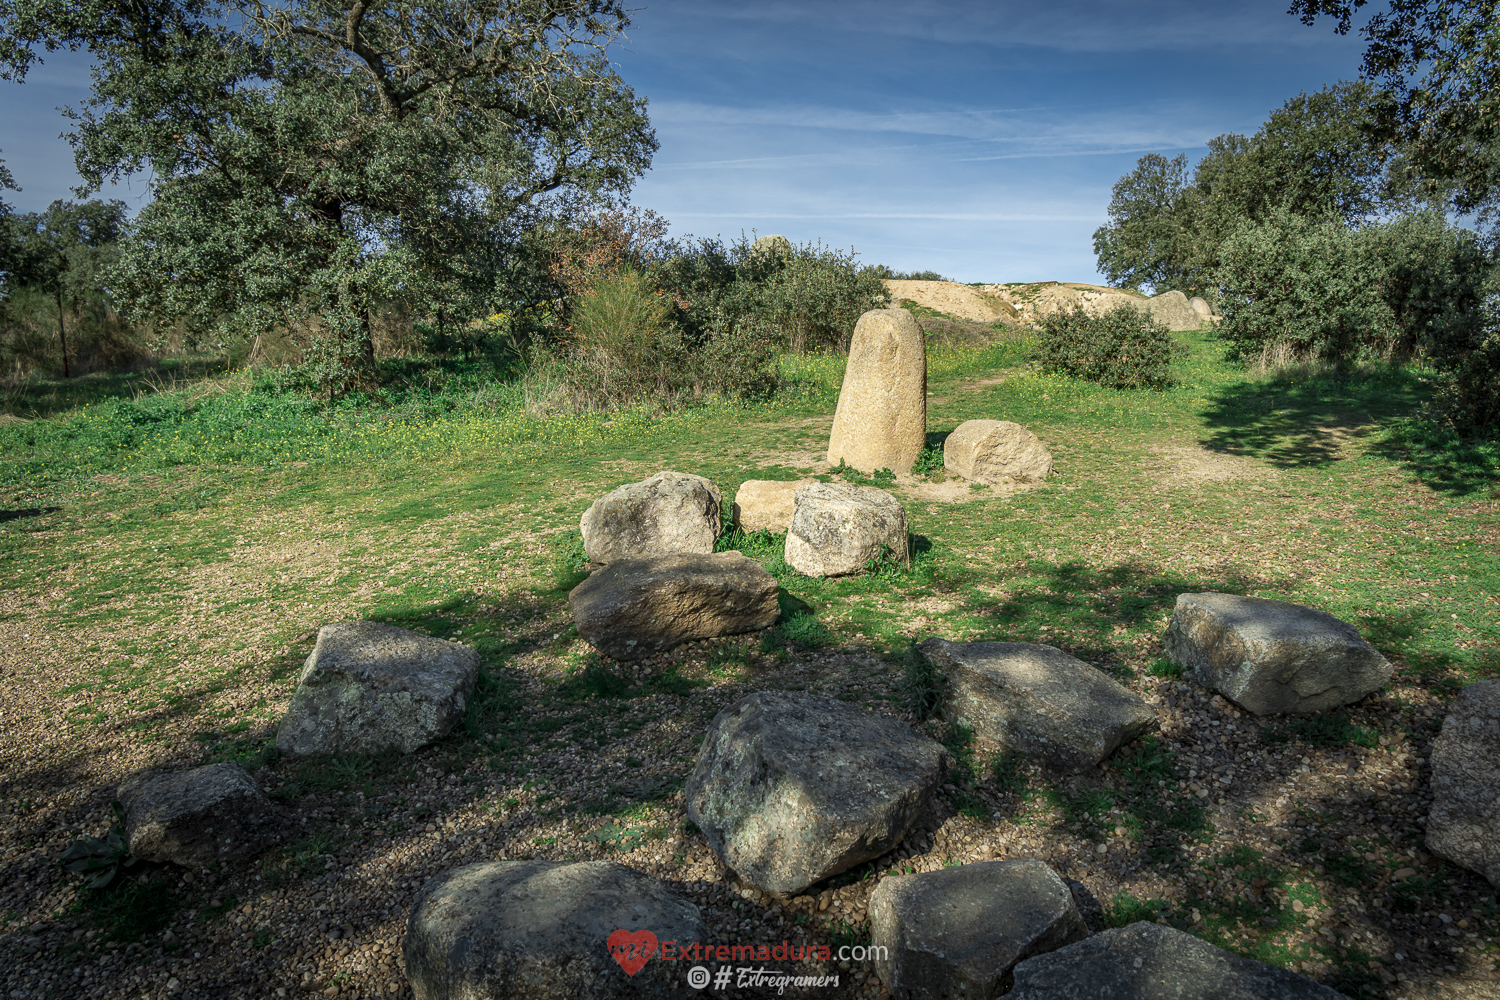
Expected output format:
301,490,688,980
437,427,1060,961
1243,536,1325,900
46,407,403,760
1035,304,1175,389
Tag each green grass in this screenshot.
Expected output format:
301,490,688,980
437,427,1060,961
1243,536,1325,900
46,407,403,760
6,330,1499,993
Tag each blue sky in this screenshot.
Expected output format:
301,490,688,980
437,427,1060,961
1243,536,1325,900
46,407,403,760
0,0,1368,283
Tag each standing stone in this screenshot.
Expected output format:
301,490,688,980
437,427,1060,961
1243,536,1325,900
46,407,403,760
826,308,926,474
117,763,278,869
870,859,1088,999
919,639,1157,773
579,471,722,565
568,552,780,661
1189,296,1214,321
1163,593,1393,716
686,691,948,894
942,420,1053,484
732,479,812,533
404,860,706,1000
783,482,909,578
1425,679,1500,888
276,621,480,757
1008,921,1348,999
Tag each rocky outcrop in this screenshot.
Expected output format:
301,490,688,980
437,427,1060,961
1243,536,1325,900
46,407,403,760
1144,289,1201,330
919,639,1157,772
1008,921,1348,999
883,280,1019,325
870,859,1088,999
1425,679,1500,887
276,621,480,757
942,420,1053,484
579,471,722,565
568,552,780,660
404,860,706,1000
732,480,812,534
783,482,909,578
685,691,948,894
117,763,278,869
1162,593,1393,716
826,308,926,474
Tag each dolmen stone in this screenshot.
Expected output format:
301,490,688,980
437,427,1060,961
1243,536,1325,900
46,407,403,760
870,858,1088,999
1144,289,1201,331
919,639,1157,773
1162,593,1393,716
943,419,1053,485
1008,921,1348,999
1426,679,1500,887
580,471,722,564
1189,296,1214,322
732,479,812,534
404,859,706,1000
276,621,480,757
784,482,909,578
686,691,948,894
826,308,926,474
117,762,278,868
568,552,779,661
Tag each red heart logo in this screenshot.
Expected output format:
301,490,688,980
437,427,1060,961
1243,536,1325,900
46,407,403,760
607,928,658,977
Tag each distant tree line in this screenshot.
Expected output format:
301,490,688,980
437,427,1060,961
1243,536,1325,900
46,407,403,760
1092,1,1500,434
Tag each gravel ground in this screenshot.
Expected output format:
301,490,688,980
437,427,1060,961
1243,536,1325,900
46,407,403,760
3,620,1498,1000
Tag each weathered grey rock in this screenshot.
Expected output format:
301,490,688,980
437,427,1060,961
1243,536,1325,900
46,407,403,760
870,859,1088,999
919,639,1157,773
579,471,722,564
826,308,926,474
568,552,779,661
1163,593,1393,716
732,479,812,533
117,763,278,868
1426,679,1500,887
784,482,909,578
1188,296,1213,321
686,691,948,893
276,621,480,757
404,860,706,1000
1008,921,1348,999
1145,289,1201,331
943,420,1053,484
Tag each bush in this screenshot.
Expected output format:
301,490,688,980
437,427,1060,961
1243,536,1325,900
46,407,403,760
1034,304,1175,389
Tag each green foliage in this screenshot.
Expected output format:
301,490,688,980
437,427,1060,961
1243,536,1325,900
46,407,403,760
777,612,829,649
549,530,591,591
912,443,945,478
1261,712,1378,749
0,0,656,395
831,459,897,487
899,640,942,721
1035,305,1175,390
1145,657,1185,678
551,267,780,410
56,801,137,889
1104,890,1169,927
649,233,889,355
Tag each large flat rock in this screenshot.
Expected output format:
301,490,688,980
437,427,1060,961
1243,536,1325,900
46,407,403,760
870,858,1088,999
919,639,1157,773
276,621,481,757
686,691,948,893
1426,678,1500,887
784,482,909,578
118,762,278,869
1163,593,1392,716
568,552,779,660
1008,921,1348,999
579,471,722,564
404,860,706,1000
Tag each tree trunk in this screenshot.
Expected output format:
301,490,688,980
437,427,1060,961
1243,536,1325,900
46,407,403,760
56,289,70,379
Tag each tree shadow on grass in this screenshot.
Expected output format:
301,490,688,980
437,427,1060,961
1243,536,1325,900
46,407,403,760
1196,365,1498,497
